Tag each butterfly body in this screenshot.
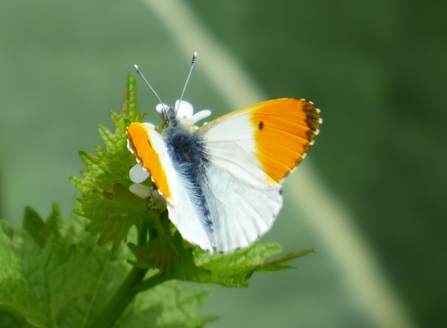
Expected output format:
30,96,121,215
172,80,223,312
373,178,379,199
127,98,320,253
163,107,215,245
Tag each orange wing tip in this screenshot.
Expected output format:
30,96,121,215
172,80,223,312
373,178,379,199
250,98,321,183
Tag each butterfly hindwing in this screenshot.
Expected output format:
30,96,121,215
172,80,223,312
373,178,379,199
203,164,282,253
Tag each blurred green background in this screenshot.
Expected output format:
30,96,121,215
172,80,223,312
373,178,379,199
1,0,446,327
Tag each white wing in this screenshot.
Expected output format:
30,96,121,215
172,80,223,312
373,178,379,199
197,98,320,253
165,171,214,252
199,110,275,188
203,165,282,253
198,107,284,253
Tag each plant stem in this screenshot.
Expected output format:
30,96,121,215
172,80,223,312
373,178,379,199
87,222,154,328
89,266,148,328
137,272,170,292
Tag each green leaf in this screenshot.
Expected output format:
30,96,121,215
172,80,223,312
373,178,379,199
77,183,147,250
71,72,144,250
255,248,316,272
153,232,213,285
115,281,217,328
193,242,288,287
23,203,61,248
0,208,213,328
0,215,110,327
0,309,33,328
128,237,178,273
135,234,312,289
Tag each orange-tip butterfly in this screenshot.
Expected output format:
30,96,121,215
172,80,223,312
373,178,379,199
126,53,321,254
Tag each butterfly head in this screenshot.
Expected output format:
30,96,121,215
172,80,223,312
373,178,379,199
156,100,211,131
126,99,212,203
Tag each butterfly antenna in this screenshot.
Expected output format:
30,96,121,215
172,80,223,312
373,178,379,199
176,52,197,111
133,64,164,106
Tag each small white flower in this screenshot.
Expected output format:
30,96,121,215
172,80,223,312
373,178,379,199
129,163,150,183
128,165,152,199
185,108,212,127
129,183,152,199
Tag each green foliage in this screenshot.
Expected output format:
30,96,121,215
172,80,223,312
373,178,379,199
0,72,312,327
70,72,145,251
0,213,214,327
23,204,61,248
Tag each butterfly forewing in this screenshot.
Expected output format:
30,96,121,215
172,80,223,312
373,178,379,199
199,98,320,185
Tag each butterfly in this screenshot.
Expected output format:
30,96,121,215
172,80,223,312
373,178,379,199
126,55,321,254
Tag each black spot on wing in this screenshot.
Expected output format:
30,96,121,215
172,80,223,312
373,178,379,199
259,121,264,130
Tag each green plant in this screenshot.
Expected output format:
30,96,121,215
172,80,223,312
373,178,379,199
0,72,313,328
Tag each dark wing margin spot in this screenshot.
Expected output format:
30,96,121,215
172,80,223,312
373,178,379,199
259,121,264,130
301,100,321,140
